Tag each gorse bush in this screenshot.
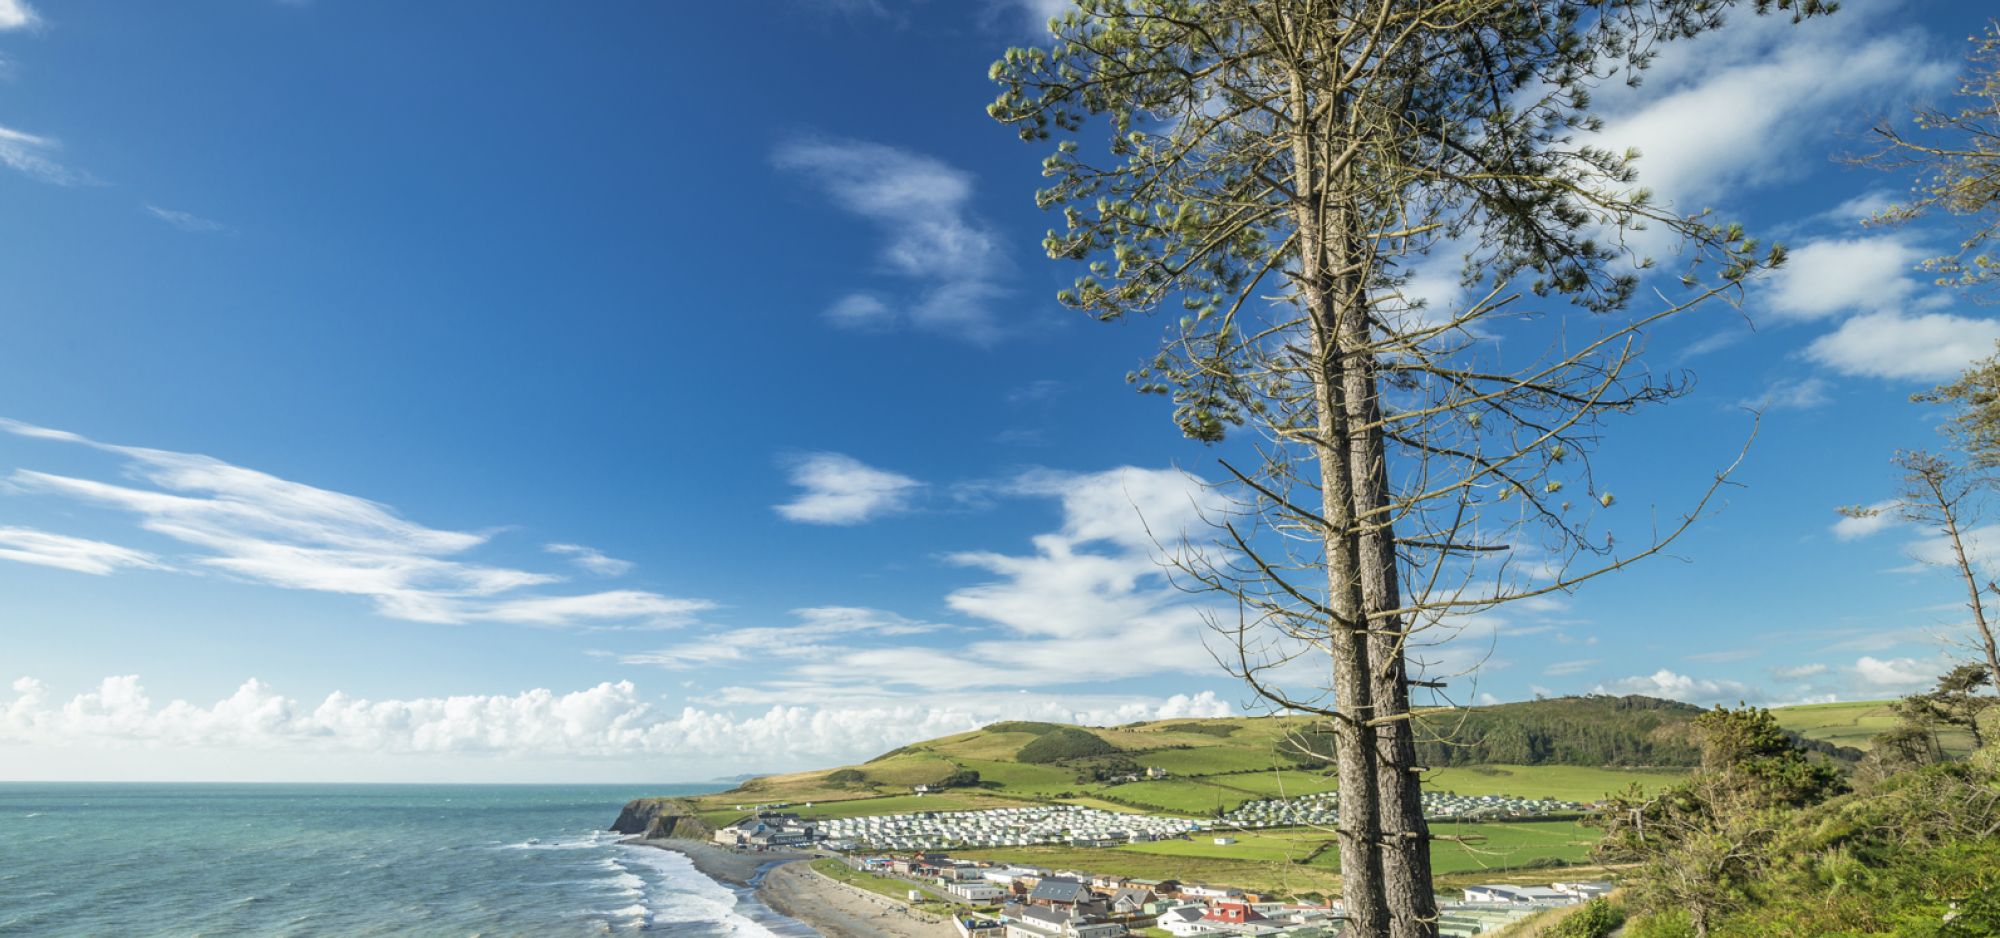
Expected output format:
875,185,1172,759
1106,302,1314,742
1016,727,1119,764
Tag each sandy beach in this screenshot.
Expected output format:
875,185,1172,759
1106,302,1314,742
757,861,957,938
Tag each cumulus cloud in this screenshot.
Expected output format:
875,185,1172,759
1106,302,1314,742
545,543,633,578
0,0,35,31
713,466,1226,699
773,137,1009,341
773,452,922,525
1,674,1228,767
144,205,229,234
1763,236,1921,320
0,526,164,575
1852,655,1935,691
1594,669,1763,706
1807,311,2000,381
1589,3,1950,215
0,417,708,629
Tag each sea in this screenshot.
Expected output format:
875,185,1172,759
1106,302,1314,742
0,783,821,937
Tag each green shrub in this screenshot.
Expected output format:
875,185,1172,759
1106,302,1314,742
1017,727,1120,764
1546,899,1626,938
825,768,867,785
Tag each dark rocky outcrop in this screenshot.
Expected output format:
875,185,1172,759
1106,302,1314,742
608,798,714,840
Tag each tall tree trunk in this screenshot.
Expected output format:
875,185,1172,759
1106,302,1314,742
1310,316,1389,936
1339,307,1438,937
1290,57,1389,936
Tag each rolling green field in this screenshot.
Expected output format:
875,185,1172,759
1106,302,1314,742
955,819,1597,895
663,694,1901,891
1772,700,1905,751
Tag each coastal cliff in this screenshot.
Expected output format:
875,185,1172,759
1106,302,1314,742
609,798,715,840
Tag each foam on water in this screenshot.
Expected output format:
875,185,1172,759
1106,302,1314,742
0,783,814,938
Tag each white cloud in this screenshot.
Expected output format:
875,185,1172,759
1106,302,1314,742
1806,311,2000,381
144,205,228,234
545,543,633,578
621,606,945,670
1852,655,1935,691
1896,523,2000,583
1593,669,1763,706
0,123,86,185
0,417,708,629
0,0,36,31
0,526,163,575
1832,499,1901,541
1590,4,1950,215
718,466,1226,699
823,293,896,330
1764,236,1921,320
1541,659,1598,677
1,674,1228,769
1740,376,1832,412
773,452,921,525
773,137,1009,341
1771,662,1829,681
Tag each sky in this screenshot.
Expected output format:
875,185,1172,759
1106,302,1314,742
2,0,1998,783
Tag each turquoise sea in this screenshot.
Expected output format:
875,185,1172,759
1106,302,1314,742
0,783,819,937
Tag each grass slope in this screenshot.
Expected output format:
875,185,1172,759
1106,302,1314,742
661,695,1880,889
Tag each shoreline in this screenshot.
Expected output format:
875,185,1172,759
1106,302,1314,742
629,835,811,887
630,837,953,938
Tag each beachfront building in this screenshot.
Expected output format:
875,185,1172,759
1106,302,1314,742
1000,903,1128,938
948,882,1007,902
709,813,815,848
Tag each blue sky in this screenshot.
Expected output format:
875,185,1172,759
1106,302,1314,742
2,0,1997,782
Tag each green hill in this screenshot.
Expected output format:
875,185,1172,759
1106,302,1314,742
676,694,1881,830
629,695,1899,890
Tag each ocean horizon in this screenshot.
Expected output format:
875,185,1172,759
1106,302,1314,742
0,782,820,937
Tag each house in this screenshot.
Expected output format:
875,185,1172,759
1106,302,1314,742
1028,877,1091,908
1109,888,1156,915
1155,907,1210,937
1001,904,1127,938
1204,900,1269,926
1145,766,1169,779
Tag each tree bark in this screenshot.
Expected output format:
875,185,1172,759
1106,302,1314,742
1290,55,1389,937
1339,305,1438,936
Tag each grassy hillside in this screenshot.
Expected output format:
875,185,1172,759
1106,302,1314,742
648,695,1893,888
685,697,1739,823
